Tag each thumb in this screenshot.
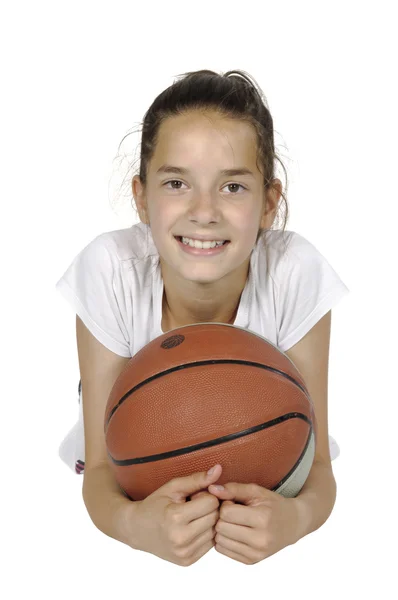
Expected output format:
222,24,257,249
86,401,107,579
169,464,222,503
209,481,273,506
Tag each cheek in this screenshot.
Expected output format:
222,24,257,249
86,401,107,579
230,205,259,229
152,203,180,225
237,222,261,245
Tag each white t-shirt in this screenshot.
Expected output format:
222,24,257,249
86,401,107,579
56,222,349,473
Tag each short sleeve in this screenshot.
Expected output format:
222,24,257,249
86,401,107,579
277,233,350,352
55,235,131,357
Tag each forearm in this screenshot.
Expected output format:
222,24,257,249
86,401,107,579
83,463,138,547
293,459,337,541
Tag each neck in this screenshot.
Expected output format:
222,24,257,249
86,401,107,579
160,260,249,331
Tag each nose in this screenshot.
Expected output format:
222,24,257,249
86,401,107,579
188,191,220,224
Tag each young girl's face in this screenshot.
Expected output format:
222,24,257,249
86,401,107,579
133,110,279,286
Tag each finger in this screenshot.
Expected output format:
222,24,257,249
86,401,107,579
219,503,260,528
215,538,260,565
217,520,255,547
190,491,208,501
208,484,234,499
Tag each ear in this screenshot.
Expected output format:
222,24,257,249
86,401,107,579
132,176,150,225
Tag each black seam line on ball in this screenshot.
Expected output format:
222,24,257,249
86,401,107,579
107,412,312,467
119,425,312,499
105,359,310,431
271,426,313,493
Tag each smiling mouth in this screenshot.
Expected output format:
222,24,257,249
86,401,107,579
174,236,230,245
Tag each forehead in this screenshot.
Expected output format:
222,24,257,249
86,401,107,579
153,111,258,166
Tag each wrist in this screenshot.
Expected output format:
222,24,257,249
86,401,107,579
291,461,337,541
114,496,141,549
292,495,312,543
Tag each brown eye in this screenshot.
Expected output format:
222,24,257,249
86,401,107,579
164,180,184,189
225,183,245,194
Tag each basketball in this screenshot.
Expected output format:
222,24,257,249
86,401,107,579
104,323,317,500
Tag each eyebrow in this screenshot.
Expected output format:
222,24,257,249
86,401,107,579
156,164,255,178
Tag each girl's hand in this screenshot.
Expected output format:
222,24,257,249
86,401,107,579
207,479,301,565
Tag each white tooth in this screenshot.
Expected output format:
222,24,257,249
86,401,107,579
181,236,225,248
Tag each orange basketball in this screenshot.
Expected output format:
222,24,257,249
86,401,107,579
104,323,317,500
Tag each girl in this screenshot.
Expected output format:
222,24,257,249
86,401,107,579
56,69,349,565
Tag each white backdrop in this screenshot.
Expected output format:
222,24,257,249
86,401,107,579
2,0,397,598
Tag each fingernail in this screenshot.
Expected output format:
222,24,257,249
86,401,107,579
212,484,224,490
207,465,217,476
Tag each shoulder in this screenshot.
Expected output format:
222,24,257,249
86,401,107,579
254,229,315,281
85,222,158,265
258,229,327,276
260,229,320,258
